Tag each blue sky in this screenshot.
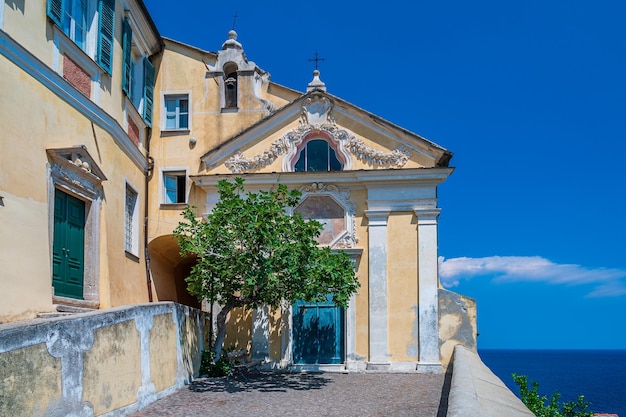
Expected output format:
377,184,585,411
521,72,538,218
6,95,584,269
143,0,626,349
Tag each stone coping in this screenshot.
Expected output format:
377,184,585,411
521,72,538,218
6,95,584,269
446,345,534,417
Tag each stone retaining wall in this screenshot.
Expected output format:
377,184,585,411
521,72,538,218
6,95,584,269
0,302,206,417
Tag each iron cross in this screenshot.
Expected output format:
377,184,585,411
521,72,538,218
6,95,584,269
308,51,325,70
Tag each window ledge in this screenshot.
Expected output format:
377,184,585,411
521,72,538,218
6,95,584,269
125,250,140,263
160,129,191,137
160,203,188,210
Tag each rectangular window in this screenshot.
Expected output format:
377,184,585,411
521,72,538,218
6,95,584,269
125,184,139,255
63,0,88,50
47,0,115,74
164,95,189,130
163,172,186,204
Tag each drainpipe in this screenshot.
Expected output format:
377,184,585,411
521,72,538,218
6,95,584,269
144,147,155,303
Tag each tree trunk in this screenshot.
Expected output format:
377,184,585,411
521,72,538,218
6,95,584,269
213,304,232,362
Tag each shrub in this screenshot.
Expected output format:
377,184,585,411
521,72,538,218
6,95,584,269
512,373,593,417
199,349,232,377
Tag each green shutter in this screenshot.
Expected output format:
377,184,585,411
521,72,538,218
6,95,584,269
143,57,155,127
122,18,133,96
47,0,64,27
97,0,115,75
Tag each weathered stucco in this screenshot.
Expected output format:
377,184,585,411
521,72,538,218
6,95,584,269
83,320,142,415
0,343,61,417
149,314,178,393
0,303,206,416
439,288,478,370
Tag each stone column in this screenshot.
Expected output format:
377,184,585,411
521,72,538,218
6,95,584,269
416,209,442,373
364,210,391,369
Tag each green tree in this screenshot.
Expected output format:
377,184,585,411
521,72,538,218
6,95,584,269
513,374,593,417
174,178,360,361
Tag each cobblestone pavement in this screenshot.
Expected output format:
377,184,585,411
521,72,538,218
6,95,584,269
130,371,449,417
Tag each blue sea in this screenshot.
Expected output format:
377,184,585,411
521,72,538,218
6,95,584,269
479,349,626,416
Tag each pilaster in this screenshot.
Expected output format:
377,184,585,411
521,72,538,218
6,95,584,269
416,208,442,373
364,210,391,369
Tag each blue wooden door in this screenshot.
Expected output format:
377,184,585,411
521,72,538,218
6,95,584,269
52,189,85,299
293,296,344,364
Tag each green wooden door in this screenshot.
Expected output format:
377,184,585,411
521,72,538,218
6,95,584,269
52,189,85,299
293,296,345,364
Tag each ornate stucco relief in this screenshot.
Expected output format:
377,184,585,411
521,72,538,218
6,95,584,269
223,92,412,173
225,125,412,173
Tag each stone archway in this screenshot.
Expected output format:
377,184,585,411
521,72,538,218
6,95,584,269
148,235,200,309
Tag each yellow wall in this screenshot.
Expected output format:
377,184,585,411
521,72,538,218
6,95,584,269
0,343,62,416
351,190,370,361
83,321,142,415
0,3,150,320
224,307,252,352
0,304,206,416
387,212,419,362
150,314,179,393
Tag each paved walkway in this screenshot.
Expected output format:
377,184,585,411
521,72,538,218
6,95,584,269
131,371,450,417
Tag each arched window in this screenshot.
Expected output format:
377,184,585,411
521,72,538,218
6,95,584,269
294,139,342,172
223,62,238,109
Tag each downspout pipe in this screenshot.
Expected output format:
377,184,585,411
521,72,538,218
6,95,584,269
143,42,163,303
143,111,154,303
144,147,155,302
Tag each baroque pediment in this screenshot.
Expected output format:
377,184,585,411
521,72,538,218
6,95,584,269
200,91,452,174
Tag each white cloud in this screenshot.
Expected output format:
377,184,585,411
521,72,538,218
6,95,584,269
438,256,626,298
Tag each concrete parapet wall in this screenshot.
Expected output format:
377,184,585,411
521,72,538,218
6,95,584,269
0,302,206,417
447,345,534,417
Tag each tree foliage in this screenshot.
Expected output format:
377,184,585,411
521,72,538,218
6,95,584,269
513,374,593,417
174,178,359,360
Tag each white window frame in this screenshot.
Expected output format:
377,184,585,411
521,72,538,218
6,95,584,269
54,0,98,62
160,168,188,205
161,91,191,132
125,182,140,258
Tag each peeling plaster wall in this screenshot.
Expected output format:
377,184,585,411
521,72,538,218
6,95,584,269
438,289,477,370
0,303,206,417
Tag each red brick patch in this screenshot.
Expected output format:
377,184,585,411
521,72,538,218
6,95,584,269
127,116,140,146
63,55,91,97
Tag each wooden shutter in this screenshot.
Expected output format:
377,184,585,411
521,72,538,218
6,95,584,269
143,57,155,127
97,0,115,75
122,18,133,96
46,0,64,28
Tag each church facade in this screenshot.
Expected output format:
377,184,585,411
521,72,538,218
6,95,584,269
0,1,475,372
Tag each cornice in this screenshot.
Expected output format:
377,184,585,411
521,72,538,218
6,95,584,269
191,167,453,189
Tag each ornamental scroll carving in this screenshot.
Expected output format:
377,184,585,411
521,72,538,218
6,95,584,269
224,123,412,173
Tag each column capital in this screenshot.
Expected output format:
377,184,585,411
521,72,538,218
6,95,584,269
364,210,391,226
415,208,441,225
